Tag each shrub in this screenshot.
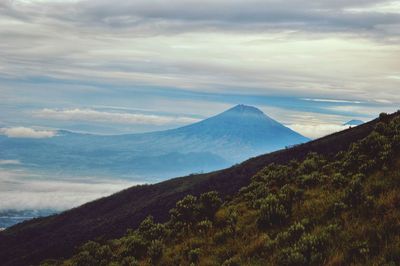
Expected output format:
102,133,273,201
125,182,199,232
379,112,388,119
72,241,113,266
170,195,199,226
276,222,305,246
188,248,201,264
297,153,325,175
329,201,347,218
277,247,306,266
147,240,164,264
120,256,139,266
346,241,370,262
296,233,329,265
124,234,148,259
343,175,365,207
197,219,213,235
252,164,292,187
331,173,348,188
199,191,222,221
257,194,290,229
96,245,113,263
138,216,166,241
73,251,97,266
222,257,241,266
226,209,238,232
298,172,320,188
214,228,233,245
79,241,101,256
278,185,302,215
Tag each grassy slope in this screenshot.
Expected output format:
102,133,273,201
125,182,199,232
0,112,396,266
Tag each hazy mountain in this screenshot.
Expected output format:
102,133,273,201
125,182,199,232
343,119,364,126
0,210,55,230
0,109,394,266
0,105,309,180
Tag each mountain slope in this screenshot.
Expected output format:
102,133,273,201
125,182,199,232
0,111,395,266
0,105,309,179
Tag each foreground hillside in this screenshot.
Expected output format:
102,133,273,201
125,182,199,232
0,112,396,266
44,112,400,265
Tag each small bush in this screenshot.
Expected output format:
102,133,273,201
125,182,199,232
138,216,166,241
222,257,241,266
277,247,306,266
120,256,139,266
170,195,199,225
276,222,305,246
346,240,370,262
147,240,164,264
257,194,290,229
214,228,233,245
331,173,348,188
343,175,365,207
124,234,148,259
199,191,222,221
197,219,213,235
326,201,347,218
188,248,201,264
73,251,97,266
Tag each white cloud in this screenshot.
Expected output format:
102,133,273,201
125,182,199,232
0,160,21,165
301,98,362,104
325,104,397,116
0,127,56,138
288,124,350,139
347,2,400,14
34,108,200,126
0,168,139,211
257,104,368,139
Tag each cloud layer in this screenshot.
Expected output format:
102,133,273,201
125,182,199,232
0,127,57,138
288,124,350,139
0,168,138,211
34,108,199,125
1,0,399,104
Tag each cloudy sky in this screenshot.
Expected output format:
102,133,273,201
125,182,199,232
1,0,400,139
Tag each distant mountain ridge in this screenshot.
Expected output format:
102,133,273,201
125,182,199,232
0,105,309,179
344,119,364,126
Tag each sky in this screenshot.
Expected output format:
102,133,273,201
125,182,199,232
1,0,400,139
0,0,400,212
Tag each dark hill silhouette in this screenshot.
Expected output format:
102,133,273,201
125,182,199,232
0,111,396,266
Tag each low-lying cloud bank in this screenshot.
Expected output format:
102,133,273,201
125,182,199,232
288,124,351,139
34,108,200,126
0,127,57,138
0,168,138,211
0,160,21,165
